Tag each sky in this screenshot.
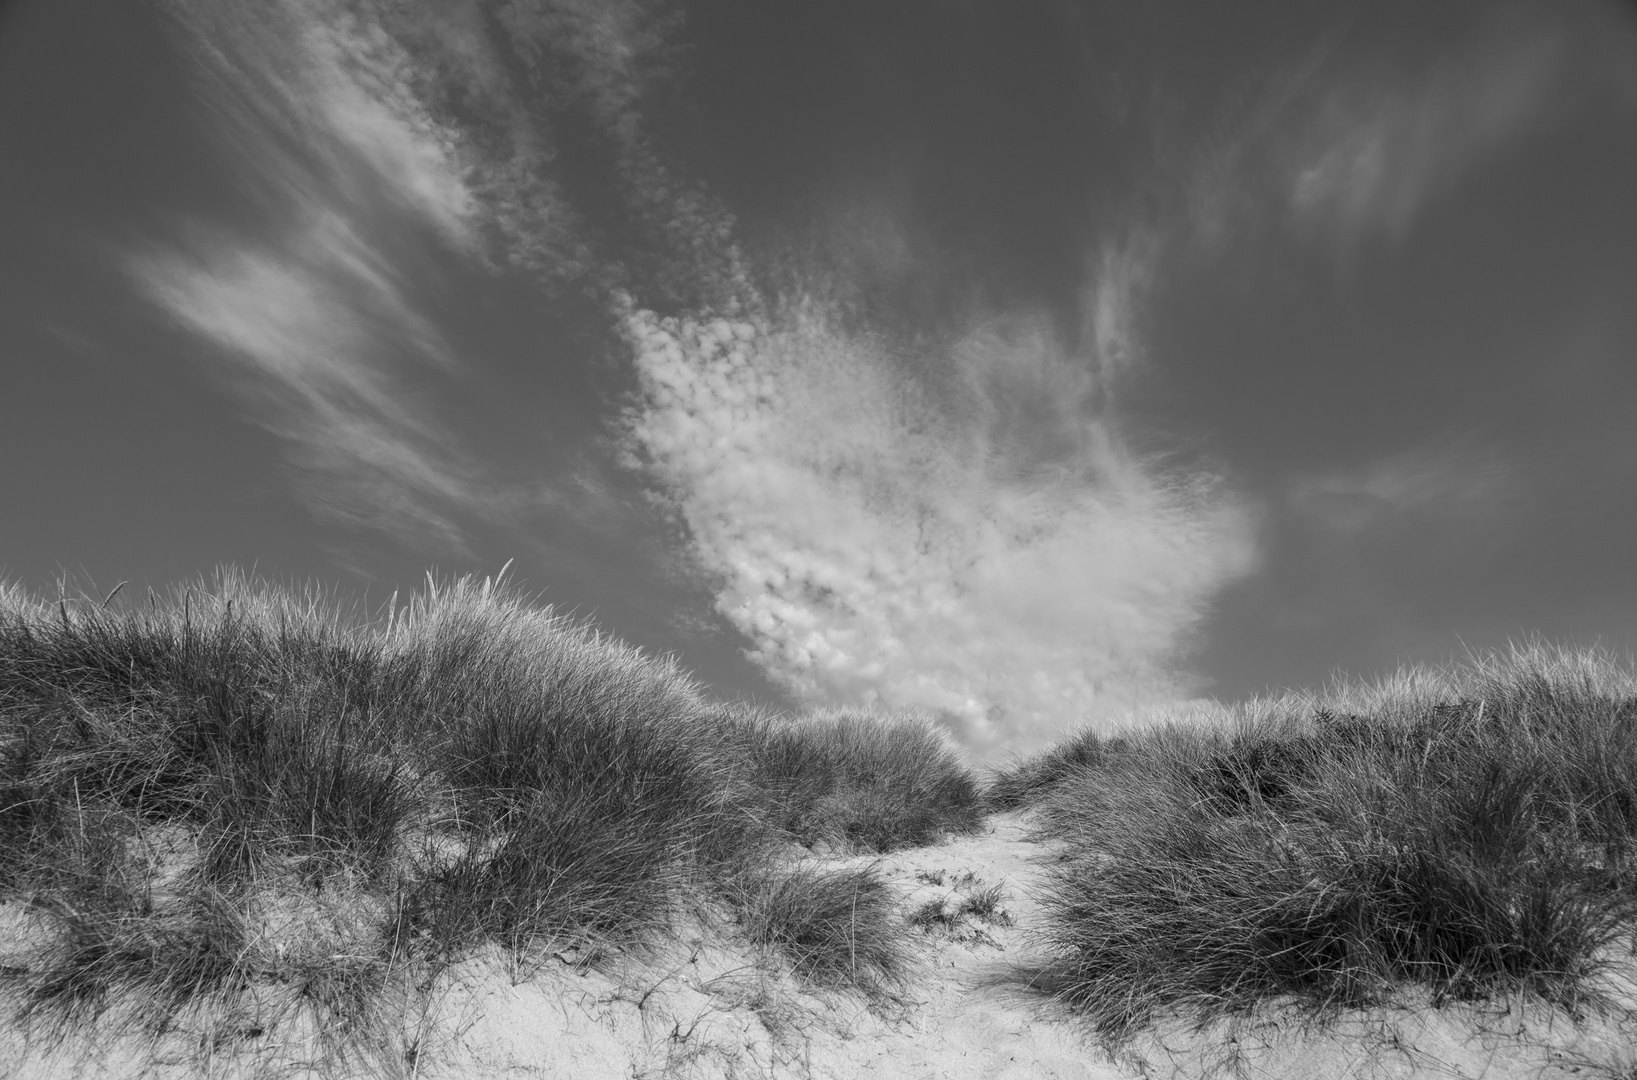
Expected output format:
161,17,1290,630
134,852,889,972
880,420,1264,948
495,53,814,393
3,0,1636,757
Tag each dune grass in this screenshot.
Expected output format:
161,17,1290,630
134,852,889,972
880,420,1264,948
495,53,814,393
730,706,985,853
986,727,1132,811
0,571,980,1061
1018,645,1637,1042
21,568,1633,1062
733,863,905,991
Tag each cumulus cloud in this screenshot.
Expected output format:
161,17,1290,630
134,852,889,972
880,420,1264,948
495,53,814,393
620,268,1256,757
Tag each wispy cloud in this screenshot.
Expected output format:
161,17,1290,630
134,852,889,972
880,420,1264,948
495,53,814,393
297,15,480,247
140,0,570,551
1288,5,1636,250
1174,3,1636,259
1288,25,1565,246
1288,437,1528,537
135,214,484,551
172,0,580,266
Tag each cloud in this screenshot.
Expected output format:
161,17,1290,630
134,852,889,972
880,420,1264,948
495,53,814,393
169,0,583,272
298,14,480,247
1288,437,1527,537
1167,3,1637,261
150,0,1265,754
136,212,491,550
497,0,681,123
145,0,740,568
620,264,1256,758
140,0,580,550
1281,6,1636,249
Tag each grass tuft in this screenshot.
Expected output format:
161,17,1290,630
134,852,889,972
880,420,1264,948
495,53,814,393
985,729,1130,810
736,864,906,992
1026,643,1637,1043
729,708,985,852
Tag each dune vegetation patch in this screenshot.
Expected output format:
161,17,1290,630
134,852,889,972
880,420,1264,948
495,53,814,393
732,863,907,993
0,571,985,1070
1014,646,1637,1044
7,571,1637,1074
729,706,986,854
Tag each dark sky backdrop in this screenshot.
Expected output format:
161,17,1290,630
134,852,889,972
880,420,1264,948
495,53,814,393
3,0,1636,755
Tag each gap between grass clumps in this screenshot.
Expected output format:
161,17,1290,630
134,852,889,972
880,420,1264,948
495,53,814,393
0,570,985,1071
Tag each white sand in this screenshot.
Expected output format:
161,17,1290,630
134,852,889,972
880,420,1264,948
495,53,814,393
5,811,1636,1078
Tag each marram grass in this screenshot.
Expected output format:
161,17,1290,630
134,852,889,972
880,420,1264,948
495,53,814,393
1003,643,1637,1042
5,571,1636,1066
0,570,981,1062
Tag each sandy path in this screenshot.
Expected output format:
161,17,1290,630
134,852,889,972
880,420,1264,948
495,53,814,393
412,809,1118,1080
806,810,1116,1080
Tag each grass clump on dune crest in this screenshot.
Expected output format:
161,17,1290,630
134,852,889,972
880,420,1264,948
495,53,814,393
729,707,985,853
985,728,1133,811
1024,644,1637,1043
0,570,979,1063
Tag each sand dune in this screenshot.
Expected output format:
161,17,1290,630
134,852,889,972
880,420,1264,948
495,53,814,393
9,809,1635,1079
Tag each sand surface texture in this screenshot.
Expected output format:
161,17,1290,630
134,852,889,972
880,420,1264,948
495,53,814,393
6,810,1637,1079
